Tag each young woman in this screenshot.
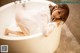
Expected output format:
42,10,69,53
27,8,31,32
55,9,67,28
4,4,69,36
44,4,69,36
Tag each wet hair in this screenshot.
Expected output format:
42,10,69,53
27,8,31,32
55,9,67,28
49,4,69,22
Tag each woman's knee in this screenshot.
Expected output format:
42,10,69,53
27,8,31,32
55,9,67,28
16,14,22,22
16,13,25,25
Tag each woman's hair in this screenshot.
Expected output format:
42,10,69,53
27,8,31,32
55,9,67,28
49,4,69,22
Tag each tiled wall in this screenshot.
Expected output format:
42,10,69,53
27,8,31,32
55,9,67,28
61,0,80,2
51,0,80,2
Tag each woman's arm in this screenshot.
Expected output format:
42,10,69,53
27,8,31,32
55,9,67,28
43,22,56,37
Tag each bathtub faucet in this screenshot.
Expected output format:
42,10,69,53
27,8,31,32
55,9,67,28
14,0,30,7
21,0,30,7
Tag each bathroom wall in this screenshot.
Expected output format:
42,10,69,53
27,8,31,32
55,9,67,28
49,0,61,2
60,0,80,2
50,0,80,2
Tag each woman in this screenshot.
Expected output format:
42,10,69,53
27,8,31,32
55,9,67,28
44,4,69,36
4,4,69,37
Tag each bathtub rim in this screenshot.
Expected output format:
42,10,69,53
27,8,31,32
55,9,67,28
0,0,56,12
0,33,43,40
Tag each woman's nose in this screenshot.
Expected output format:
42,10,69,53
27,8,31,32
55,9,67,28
56,15,60,18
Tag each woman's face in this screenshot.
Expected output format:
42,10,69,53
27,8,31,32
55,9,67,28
51,9,65,20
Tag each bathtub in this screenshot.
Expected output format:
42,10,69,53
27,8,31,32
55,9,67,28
0,1,63,53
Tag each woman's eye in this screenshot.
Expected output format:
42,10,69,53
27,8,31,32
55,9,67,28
58,12,61,14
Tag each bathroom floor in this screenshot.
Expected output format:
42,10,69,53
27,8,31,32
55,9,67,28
54,24,80,53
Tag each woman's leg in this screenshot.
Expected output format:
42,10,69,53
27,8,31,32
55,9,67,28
5,28,25,36
15,15,30,35
5,14,30,36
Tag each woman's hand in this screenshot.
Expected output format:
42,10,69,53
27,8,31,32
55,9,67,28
43,22,56,37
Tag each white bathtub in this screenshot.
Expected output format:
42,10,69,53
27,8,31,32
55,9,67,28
0,1,62,53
